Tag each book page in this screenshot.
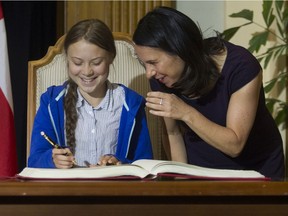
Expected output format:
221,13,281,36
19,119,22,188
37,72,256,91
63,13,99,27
133,159,266,179
18,164,150,179
132,159,168,173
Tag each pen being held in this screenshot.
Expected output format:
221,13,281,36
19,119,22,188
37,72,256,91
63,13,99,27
40,131,77,167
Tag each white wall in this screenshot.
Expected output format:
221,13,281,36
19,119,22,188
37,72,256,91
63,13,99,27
176,0,225,38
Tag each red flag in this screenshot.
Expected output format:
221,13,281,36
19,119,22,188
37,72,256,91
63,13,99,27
0,2,18,177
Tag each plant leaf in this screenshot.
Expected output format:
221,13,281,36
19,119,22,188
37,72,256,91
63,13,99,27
277,77,287,94
263,51,273,69
264,78,277,93
275,0,284,20
275,0,284,13
262,1,275,27
276,21,285,38
265,98,277,113
283,8,288,34
274,109,287,128
272,46,285,60
230,9,253,21
248,31,269,53
221,27,241,41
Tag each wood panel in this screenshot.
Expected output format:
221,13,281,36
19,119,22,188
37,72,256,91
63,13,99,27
1,204,288,216
1,180,288,216
64,1,175,35
1,180,288,197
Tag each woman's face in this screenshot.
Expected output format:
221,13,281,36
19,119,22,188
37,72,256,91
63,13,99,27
134,45,185,88
67,39,113,98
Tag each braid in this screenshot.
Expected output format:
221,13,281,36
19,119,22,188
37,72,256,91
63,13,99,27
64,80,78,153
62,19,116,153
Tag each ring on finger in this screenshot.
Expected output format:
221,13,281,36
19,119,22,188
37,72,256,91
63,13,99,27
159,98,163,105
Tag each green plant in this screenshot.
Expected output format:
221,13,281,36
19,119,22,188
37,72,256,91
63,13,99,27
221,0,288,129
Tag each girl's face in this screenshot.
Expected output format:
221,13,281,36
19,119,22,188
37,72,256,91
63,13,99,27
134,45,185,88
67,39,113,98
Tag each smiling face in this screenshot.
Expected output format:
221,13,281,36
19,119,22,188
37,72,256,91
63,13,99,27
67,39,113,99
134,45,185,88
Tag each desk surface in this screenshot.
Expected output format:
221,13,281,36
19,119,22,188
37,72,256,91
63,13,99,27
1,179,288,216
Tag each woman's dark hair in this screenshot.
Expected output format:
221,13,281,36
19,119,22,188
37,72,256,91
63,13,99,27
63,19,116,152
133,6,224,97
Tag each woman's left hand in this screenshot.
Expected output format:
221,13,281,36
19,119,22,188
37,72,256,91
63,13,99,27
146,91,191,121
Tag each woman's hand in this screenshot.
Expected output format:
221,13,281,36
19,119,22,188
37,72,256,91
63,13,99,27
146,92,188,163
52,148,75,169
146,91,192,121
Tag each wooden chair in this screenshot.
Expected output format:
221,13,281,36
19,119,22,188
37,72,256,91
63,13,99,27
27,32,165,161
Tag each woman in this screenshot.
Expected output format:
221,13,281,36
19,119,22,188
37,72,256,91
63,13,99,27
28,19,153,168
133,6,284,179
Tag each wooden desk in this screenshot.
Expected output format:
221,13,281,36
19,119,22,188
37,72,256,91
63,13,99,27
0,179,288,216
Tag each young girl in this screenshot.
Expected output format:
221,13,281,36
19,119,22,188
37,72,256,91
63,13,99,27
28,19,153,168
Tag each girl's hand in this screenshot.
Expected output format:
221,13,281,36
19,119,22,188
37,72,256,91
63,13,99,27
97,154,121,166
52,148,75,169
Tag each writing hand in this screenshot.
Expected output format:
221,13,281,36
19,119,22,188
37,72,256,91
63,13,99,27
52,148,75,169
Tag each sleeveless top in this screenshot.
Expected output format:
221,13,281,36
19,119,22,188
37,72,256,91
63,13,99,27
150,40,284,180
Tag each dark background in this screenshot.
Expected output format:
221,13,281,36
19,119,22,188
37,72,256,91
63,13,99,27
2,1,58,171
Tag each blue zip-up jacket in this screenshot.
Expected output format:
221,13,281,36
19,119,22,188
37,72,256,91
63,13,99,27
28,83,153,168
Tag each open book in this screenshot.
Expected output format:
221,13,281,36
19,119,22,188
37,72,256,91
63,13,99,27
17,159,269,180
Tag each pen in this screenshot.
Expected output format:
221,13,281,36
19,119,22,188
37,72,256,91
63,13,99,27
84,160,91,167
40,131,77,166
40,131,61,148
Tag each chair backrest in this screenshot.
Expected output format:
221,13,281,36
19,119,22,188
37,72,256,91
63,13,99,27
27,32,164,162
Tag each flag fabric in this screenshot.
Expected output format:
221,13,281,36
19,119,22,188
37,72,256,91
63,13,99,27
0,2,18,177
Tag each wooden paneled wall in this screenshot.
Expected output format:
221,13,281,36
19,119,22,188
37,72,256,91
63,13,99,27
64,1,175,35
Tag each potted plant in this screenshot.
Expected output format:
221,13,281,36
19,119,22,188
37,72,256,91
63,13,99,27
221,0,287,130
